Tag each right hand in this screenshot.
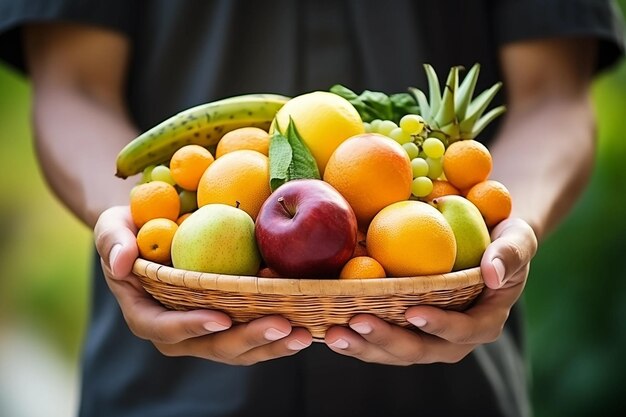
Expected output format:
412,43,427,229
94,205,313,365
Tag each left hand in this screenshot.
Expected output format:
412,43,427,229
324,217,537,365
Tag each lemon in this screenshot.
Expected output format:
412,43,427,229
272,91,364,175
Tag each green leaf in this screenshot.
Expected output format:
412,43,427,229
329,84,359,101
268,130,293,192
268,118,320,192
389,93,419,123
330,84,416,123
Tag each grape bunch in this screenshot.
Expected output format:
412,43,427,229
364,114,446,199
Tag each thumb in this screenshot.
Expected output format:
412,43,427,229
94,206,139,279
481,217,538,289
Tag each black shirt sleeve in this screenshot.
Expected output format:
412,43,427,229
0,0,138,73
494,0,626,73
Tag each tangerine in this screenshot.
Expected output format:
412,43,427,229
169,144,214,191
136,218,179,265
130,181,180,228
422,179,461,203
324,133,413,226
215,127,270,158
196,149,271,220
465,179,513,227
339,256,386,279
176,213,192,225
367,200,456,276
442,140,492,190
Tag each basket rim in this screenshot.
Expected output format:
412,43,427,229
133,258,483,296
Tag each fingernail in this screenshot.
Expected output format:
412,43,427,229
492,258,506,286
350,322,372,335
264,328,288,341
203,321,229,332
329,338,349,349
287,340,309,351
407,316,427,327
109,244,122,276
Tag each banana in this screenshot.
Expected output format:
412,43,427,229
115,93,290,178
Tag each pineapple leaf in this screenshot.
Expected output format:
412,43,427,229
460,82,502,134
455,63,480,121
424,64,442,119
470,105,506,139
409,87,431,121
434,66,459,127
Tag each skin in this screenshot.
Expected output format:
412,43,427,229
24,22,596,365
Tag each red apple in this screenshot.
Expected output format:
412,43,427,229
255,179,358,278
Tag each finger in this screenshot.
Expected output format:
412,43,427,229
482,217,537,289
105,276,232,344
94,205,138,279
233,327,313,365
201,315,296,361
168,316,309,363
405,297,511,345
326,316,474,364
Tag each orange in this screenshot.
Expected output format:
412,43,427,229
465,179,513,227
215,127,271,158
196,149,270,220
176,213,192,225
324,133,413,226
367,200,456,276
339,256,386,279
422,179,461,203
130,181,180,228
136,218,179,265
442,140,492,190
272,91,365,175
169,144,215,191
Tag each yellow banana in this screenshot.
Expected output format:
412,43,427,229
115,93,290,178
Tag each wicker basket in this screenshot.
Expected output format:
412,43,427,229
134,258,484,341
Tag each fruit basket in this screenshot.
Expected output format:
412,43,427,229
118,64,511,342
134,258,483,341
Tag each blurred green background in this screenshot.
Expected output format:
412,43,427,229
1,15,626,417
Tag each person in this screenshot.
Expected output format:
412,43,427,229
0,1,623,416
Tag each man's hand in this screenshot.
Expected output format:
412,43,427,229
323,218,537,365
94,206,313,365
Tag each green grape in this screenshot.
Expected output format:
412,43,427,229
402,142,420,159
363,122,372,133
399,114,425,135
370,119,382,133
411,176,433,198
411,157,429,178
389,127,412,144
426,157,443,180
179,190,198,214
139,164,156,184
377,120,398,137
151,165,176,185
422,137,445,159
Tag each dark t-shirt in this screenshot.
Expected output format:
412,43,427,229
1,1,623,416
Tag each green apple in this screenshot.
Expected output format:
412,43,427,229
171,204,261,275
432,195,491,271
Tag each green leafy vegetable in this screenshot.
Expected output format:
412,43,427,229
329,84,419,124
269,118,320,192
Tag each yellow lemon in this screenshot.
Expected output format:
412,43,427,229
272,91,364,175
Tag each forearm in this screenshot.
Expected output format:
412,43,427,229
23,22,137,228
33,85,138,228
490,93,595,242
